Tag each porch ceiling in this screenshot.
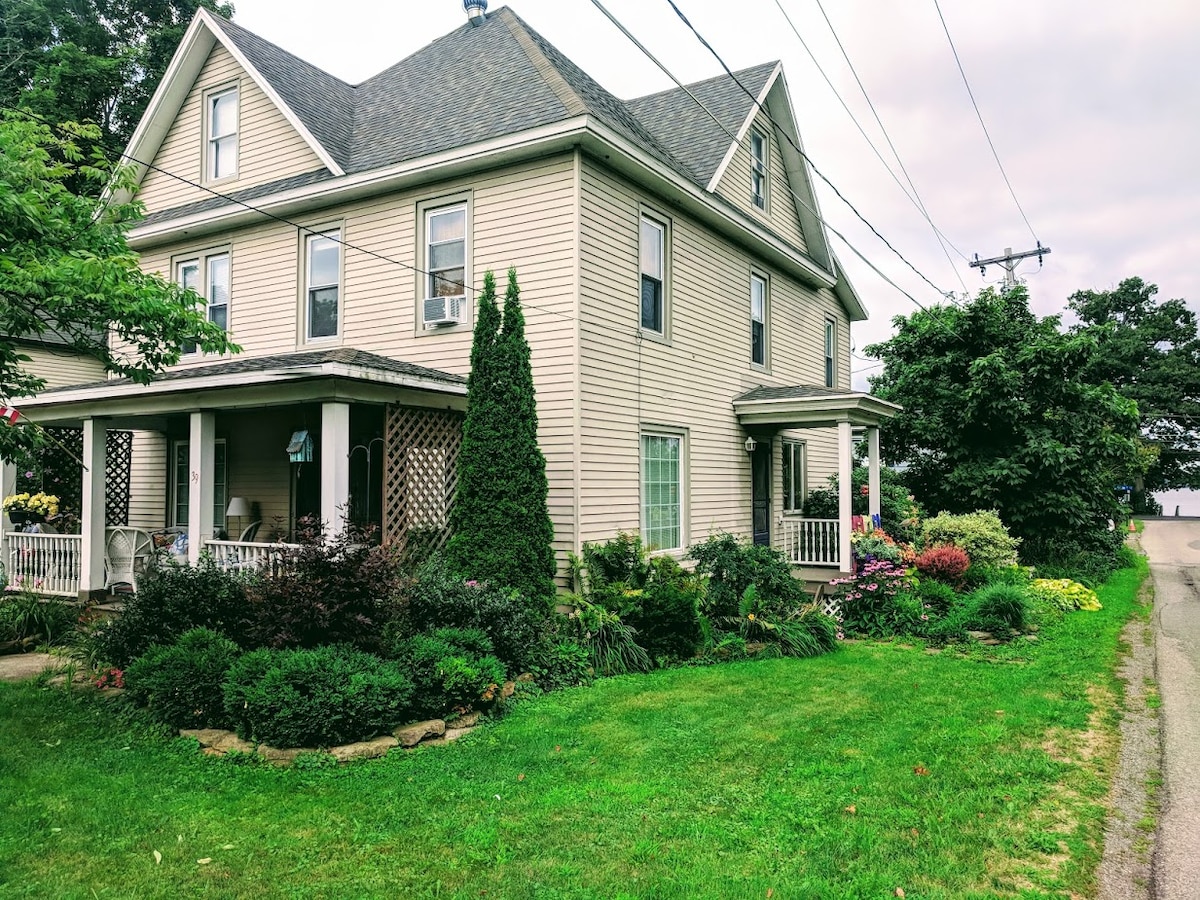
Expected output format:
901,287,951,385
734,384,901,429
16,349,467,426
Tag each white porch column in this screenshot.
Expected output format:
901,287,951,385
79,417,108,599
321,402,351,538
838,419,853,570
867,426,882,522
187,411,215,565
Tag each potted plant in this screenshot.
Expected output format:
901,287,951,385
3,492,60,527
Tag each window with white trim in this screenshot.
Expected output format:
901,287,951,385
423,203,468,327
641,430,684,551
175,249,230,354
824,319,837,388
172,440,227,530
782,441,806,513
750,272,767,367
750,130,767,210
206,87,239,181
306,229,341,340
640,214,667,334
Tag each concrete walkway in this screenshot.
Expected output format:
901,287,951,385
1141,520,1200,899
0,651,58,682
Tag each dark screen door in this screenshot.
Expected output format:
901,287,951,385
752,443,771,546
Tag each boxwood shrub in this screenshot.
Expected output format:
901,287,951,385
124,627,240,730
390,628,505,717
223,645,413,748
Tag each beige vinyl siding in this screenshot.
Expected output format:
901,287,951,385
138,43,326,213
579,158,848,549
20,346,104,389
713,111,808,254
127,431,168,530
137,154,580,574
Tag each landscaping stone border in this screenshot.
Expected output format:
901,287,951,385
181,712,481,765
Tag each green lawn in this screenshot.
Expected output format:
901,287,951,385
0,560,1145,899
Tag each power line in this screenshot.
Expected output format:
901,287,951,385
650,0,967,341
807,0,970,295
932,0,1039,243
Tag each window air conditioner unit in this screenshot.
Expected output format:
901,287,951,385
423,295,465,328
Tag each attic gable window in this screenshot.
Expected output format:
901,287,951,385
750,130,767,210
207,86,239,181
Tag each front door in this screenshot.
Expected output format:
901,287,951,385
752,443,771,546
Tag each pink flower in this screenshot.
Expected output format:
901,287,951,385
465,580,479,587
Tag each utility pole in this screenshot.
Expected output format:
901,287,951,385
969,242,1051,286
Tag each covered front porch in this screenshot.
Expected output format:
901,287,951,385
4,350,467,599
735,385,901,574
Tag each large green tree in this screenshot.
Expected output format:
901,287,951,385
447,268,556,601
0,115,236,460
1068,277,1200,496
0,0,233,149
865,285,1143,567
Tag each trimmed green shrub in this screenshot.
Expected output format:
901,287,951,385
1029,578,1101,611
447,268,557,601
688,533,807,619
391,628,506,717
223,645,413,748
124,628,240,730
88,560,250,666
405,556,547,672
922,511,1020,568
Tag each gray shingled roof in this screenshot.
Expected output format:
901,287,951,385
140,169,336,227
735,385,864,403
626,62,778,185
187,6,768,189
43,349,465,394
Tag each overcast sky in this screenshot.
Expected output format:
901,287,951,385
229,0,1200,387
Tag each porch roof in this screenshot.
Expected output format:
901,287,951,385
17,349,467,426
733,384,901,429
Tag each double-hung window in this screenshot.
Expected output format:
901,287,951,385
424,203,467,326
750,273,767,367
306,229,341,340
782,441,806,513
824,319,836,387
176,250,230,354
640,215,666,334
172,440,228,530
641,430,683,551
207,87,239,181
750,130,767,210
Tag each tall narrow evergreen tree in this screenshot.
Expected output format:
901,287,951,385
447,268,556,601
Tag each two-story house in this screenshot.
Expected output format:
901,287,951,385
15,3,897,599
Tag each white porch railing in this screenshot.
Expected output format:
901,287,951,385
4,532,82,597
780,517,841,567
204,540,301,574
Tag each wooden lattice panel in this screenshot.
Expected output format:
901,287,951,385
104,430,134,527
382,406,463,558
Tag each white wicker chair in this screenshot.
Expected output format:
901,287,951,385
104,526,154,593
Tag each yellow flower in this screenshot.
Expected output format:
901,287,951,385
747,613,756,621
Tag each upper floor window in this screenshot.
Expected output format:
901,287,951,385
306,230,341,340
824,319,837,388
640,214,666,335
750,273,767,368
206,87,239,181
750,130,767,210
423,203,467,327
176,249,230,354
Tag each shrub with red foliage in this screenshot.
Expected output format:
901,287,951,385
915,544,971,585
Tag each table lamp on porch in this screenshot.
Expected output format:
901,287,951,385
226,496,251,540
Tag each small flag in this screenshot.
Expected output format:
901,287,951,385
0,406,19,426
